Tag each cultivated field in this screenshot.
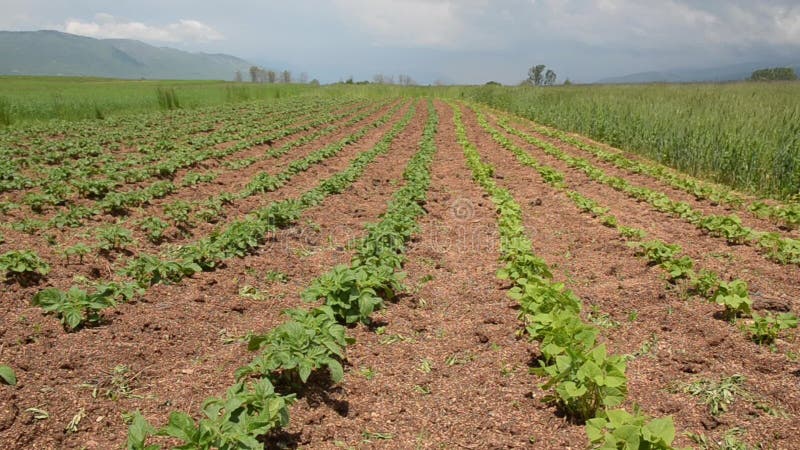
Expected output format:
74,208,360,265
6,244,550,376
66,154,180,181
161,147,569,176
1,92,799,449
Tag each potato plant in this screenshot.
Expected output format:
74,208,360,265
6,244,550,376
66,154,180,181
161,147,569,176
0,250,50,283
453,102,680,447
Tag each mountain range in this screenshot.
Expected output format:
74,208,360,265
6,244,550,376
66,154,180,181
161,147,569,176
596,61,800,84
0,30,254,80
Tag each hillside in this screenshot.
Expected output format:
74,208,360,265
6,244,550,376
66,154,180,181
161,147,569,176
0,30,253,80
597,61,800,84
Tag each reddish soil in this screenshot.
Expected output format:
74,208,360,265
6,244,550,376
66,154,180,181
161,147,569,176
497,111,800,239
460,103,800,449
1,98,798,450
0,100,409,309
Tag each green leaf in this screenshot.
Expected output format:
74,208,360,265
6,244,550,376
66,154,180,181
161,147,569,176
585,417,607,442
0,365,17,386
605,409,633,428
126,412,158,450
63,308,84,330
160,412,197,442
642,417,676,444
327,358,344,383
614,424,642,449
298,362,312,383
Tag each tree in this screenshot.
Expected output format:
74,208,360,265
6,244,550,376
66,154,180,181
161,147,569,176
249,66,258,83
234,70,243,82
528,64,546,86
373,74,386,84
266,70,277,83
298,72,309,84
544,69,557,86
397,74,416,86
281,70,292,84
749,67,797,81
309,78,320,86
563,78,573,86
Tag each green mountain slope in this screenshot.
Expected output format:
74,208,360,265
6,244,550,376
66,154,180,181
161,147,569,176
597,61,800,84
0,30,253,80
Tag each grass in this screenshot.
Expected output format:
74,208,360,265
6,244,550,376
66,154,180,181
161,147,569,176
0,76,314,124
447,82,800,200
4,76,799,201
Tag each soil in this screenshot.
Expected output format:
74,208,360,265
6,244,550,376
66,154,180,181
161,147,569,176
1,98,798,450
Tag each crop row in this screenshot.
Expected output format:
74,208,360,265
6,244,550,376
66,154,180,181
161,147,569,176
22,101,413,332
3,99,389,239
0,96,352,194
473,106,798,349
126,100,439,449
0,99,401,300
0,94,339,161
462,83,800,199
487,114,800,266
451,102,681,449
1,97,368,216
502,114,800,231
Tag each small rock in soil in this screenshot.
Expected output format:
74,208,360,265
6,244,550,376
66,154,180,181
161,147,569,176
701,416,724,430
0,401,18,431
754,297,792,312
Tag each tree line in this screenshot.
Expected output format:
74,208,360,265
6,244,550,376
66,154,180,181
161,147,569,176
237,66,317,85
748,67,797,82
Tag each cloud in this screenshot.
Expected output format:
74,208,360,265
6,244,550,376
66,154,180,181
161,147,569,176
331,0,498,49
62,13,223,43
522,0,800,50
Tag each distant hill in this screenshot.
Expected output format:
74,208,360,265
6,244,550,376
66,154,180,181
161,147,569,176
597,61,800,84
0,30,254,80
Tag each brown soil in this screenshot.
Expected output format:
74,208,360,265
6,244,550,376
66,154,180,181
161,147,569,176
0,99,376,230
1,98,797,450
0,100,426,449
459,102,800,449
497,111,800,239
0,101,409,310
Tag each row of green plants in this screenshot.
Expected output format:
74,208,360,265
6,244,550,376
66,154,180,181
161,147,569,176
0,100,384,270
451,102,682,449
126,100,439,449
1,97,338,225
475,107,798,348
1,99,400,309
217,100,383,172
490,114,800,266
500,112,800,230
1,94,339,166
4,99,374,224
459,83,800,200
1,96,348,195
28,102,416,331
125,99,393,240
13,100,390,242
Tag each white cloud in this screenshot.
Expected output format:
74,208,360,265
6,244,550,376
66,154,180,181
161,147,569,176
62,13,223,43
522,0,800,49
331,0,485,48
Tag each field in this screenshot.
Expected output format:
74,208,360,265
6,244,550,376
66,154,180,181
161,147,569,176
1,86,799,449
0,77,315,124
459,82,800,200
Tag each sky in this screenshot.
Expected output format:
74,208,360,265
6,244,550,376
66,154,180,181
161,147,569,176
1,0,799,84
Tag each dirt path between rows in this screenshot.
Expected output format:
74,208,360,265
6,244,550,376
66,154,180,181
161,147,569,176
0,101,427,449
494,111,799,240
462,104,800,449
